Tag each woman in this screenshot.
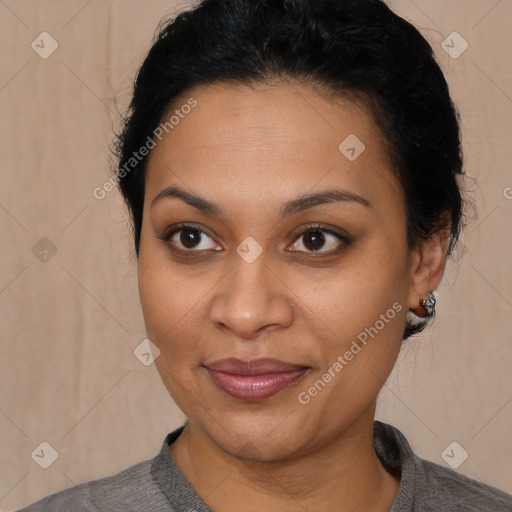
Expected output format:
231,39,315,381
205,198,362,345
18,0,512,510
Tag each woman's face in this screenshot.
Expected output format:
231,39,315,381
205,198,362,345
138,82,422,460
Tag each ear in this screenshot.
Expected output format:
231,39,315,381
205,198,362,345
407,224,451,316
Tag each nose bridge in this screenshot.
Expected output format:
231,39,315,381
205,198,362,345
209,244,293,337
228,233,272,291
226,245,273,307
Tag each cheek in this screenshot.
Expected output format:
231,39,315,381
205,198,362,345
138,251,209,413
137,242,202,354
290,238,408,400
291,239,408,343
292,283,406,439
294,270,406,381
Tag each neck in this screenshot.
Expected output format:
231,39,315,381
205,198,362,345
169,406,400,511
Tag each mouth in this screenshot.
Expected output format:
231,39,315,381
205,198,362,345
203,358,310,400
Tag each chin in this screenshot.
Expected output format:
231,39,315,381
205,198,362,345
190,406,319,463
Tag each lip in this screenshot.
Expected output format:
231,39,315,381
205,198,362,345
204,358,309,400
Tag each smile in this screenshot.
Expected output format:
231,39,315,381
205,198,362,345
204,358,310,400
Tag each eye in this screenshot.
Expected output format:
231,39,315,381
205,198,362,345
288,225,349,254
161,223,349,256
163,224,222,253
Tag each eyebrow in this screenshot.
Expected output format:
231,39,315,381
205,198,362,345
151,185,371,218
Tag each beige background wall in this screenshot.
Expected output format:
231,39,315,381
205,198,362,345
0,0,511,509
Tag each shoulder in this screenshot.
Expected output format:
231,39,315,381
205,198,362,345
16,427,190,512
419,456,512,511
15,459,170,512
374,421,512,511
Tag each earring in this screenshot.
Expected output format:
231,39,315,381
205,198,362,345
420,290,438,317
408,290,437,320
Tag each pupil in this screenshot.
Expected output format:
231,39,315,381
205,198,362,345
180,228,201,248
304,230,325,251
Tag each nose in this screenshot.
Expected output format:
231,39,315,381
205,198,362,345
209,251,294,340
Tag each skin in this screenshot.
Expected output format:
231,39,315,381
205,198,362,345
138,81,450,511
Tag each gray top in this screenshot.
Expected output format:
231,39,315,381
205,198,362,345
17,421,512,511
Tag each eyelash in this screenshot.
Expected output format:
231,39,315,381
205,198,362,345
160,222,351,257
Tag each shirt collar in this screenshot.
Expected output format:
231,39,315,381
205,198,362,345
151,420,422,512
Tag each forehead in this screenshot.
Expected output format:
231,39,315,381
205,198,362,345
144,81,401,217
